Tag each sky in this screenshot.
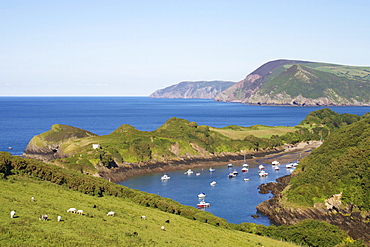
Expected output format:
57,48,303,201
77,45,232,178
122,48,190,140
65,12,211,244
1,1,369,96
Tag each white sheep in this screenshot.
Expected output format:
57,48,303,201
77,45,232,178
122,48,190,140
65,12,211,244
57,216,62,222
10,210,16,218
76,209,83,215
67,208,76,213
31,197,35,201
141,215,146,220
107,211,115,216
39,215,48,221
161,226,165,231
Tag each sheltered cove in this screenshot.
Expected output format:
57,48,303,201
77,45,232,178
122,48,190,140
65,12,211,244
98,141,321,183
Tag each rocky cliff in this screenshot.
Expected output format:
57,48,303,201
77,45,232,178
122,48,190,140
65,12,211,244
149,80,235,99
257,175,370,245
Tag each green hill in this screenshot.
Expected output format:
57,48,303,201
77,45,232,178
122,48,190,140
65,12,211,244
285,112,370,209
215,59,370,106
0,152,361,246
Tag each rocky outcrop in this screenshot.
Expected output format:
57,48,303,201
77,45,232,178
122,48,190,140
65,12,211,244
149,80,235,99
257,175,370,245
23,124,97,162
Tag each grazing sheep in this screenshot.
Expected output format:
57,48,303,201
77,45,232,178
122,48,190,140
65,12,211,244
165,220,170,223
57,216,62,222
76,209,83,215
161,226,165,231
107,211,115,216
67,208,76,213
39,215,48,221
10,210,16,218
141,215,146,220
31,197,35,201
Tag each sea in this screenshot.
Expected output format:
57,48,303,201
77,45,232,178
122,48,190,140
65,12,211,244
1,96,369,225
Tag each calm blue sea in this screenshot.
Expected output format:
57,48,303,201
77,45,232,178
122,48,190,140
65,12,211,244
1,97,369,225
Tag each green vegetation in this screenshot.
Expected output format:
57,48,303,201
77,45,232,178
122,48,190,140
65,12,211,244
260,64,370,102
24,109,363,177
0,152,362,246
284,112,370,210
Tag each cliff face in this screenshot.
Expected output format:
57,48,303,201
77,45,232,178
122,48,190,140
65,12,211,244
149,80,235,99
257,175,370,245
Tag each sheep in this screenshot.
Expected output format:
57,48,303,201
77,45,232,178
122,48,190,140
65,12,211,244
67,208,76,213
107,211,115,216
141,215,146,220
31,197,35,202
10,210,16,218
57,216,62,222
161,226,165,231
76,209,83,215
39,215,48,221
165,219,170,224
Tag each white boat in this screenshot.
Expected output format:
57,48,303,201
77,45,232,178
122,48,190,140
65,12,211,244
195,172,201,176
184,169,194,175
210,181,216,186
259,170,268,177
258,164,265,170
243,178,250,181
242,154,249,167
274,166,280,170
232,169,238,175
272,160,280,165
161,174,170,180
286,163,294,168
227,163,233,167
209,168,215,172
228,173,236,178
198,193,206,198
241,167,248,172
197,201,210,208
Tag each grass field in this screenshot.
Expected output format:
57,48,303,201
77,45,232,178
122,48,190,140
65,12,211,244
0,175,297,247
210,126,297,139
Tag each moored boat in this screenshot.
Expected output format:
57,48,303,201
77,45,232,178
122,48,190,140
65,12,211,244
259,170,268,177
197,201,210,208
198,192,206,198
227,163,233,167
258,164,265,170
241,167,248,172
184,169,194,175
161,174,170,180
210,181,217,186
209,168,215,172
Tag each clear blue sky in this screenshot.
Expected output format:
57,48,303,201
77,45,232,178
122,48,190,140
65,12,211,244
1,1,369,96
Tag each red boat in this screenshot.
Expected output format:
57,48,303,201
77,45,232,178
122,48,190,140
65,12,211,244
197,201,210,208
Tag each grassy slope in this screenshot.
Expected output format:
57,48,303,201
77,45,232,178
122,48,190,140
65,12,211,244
284,113,370,209
0,176,296,247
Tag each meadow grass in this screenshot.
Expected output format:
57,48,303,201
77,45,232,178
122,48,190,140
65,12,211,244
210,126,296,139
0,176,297,247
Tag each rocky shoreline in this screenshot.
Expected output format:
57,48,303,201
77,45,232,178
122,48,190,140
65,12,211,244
257,173,370,245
